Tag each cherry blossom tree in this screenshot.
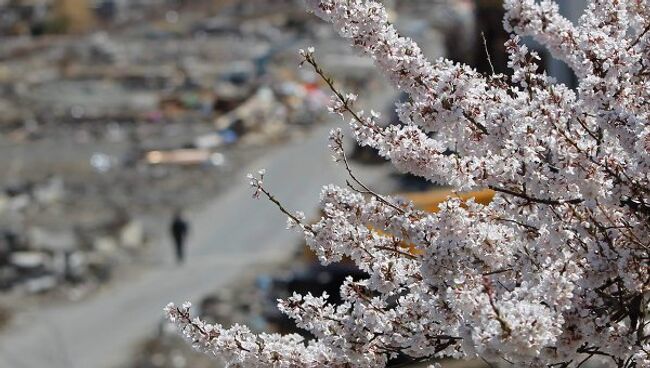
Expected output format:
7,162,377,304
166,1,650,366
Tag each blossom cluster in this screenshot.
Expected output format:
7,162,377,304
167,1,649,367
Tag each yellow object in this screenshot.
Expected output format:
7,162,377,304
303,188,496,263
54,0,95,33
394,188,495,255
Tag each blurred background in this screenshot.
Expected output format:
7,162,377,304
0,1,585,367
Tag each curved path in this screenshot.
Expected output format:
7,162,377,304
0,123,393,368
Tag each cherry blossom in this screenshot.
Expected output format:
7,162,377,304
167,1,649,367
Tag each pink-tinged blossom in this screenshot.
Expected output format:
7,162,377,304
167,1,649,367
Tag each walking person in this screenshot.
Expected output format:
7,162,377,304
170,210,189,264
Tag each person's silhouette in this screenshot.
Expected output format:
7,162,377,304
170,210,189,264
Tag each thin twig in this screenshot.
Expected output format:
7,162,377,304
488,185,583,206
482,31,496,75
333,136,406,215
494,216,541,234
256,184,314,234
482,268,514,276
374,245,416,260
628,22,650,51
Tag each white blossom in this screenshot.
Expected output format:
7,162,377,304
168,1,650,367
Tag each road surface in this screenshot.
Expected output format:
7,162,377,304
0,123,393,368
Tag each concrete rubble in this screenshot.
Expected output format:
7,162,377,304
0,174,150,296
0,0,340,300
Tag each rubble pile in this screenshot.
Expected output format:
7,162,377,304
0,0,341,301
0,175,148,297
